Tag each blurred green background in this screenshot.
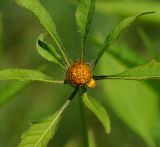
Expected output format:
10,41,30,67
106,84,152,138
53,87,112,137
0,0,160,147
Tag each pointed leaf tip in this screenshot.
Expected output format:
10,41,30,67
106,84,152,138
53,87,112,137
108,60,160,80
93,11,156,69
83,93,111,134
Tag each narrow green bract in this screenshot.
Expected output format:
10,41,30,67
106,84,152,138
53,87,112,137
83,93,111,134
36,33,65,70
0,69,62,83
93,12,155,69
109,60,160,80
19,100,71,147
75,0,96,60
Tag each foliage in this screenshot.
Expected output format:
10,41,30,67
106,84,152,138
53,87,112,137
95,60,160,80
92,12,154,69
75,0,95,60
19,100,70,147
36,33,64,69
0,0,160,147
99,53,158,147
83,92,110,134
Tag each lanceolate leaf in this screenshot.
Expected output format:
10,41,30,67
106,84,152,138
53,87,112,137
0,69,63,83
93,12,155,69
16,0,70,67
37,33,65,70
105,60,160,80
75,0,96,60
83,92,111,134
19,100,71,147
100,53,158,147
90,35,145,67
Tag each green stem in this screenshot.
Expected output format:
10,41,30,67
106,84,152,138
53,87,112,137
58,45,71,67
79,93,89,147
81,44,84,62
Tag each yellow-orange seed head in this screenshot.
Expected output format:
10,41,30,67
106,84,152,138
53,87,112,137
66,61,96,88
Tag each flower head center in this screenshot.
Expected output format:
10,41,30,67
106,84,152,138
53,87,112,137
66,61,96,88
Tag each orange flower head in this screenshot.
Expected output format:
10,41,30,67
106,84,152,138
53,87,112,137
66,61,96,88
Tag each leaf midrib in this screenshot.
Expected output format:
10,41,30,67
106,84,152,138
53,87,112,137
83,0,93,48
33,100,70,147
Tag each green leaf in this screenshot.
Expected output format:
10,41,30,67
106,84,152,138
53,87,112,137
0,81,28,107
19,100,71,147
107,60,160,80
0,66,47,107
75,0,96,60
93,12,155,69
83,92,111,134
99,53,158,147
16,0,70,67
36,33,65,70
0,69,63,83
90,35,145,67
